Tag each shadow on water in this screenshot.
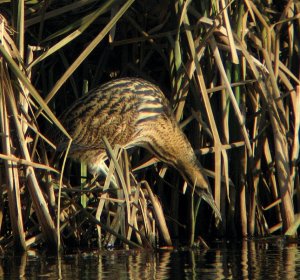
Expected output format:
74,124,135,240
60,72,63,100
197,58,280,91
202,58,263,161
1,238,300,279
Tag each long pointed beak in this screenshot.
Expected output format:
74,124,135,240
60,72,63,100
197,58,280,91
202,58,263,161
196,189,222,221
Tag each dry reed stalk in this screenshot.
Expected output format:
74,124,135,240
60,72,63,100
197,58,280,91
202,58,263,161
181,11,224,227
290,87,300,193
261,49,294,232
95,160,116,248
143,181,172,246
0,71,26,250
126,181,141,245
6,88,58,246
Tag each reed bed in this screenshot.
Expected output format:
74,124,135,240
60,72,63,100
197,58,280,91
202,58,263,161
0,0,299,251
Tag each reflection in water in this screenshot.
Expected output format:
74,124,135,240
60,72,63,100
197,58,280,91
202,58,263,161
0,239,300,279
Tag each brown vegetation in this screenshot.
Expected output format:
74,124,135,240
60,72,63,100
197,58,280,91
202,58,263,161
0,0,299,251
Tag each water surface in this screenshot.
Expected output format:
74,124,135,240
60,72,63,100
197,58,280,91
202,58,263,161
1,238,299,279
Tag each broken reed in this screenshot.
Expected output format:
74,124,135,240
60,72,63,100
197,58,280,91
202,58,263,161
0,0,299,251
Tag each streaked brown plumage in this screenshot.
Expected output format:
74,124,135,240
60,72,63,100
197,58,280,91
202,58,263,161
53,77,221,219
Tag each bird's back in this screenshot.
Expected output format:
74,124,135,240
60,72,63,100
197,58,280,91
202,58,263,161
54,78,174,172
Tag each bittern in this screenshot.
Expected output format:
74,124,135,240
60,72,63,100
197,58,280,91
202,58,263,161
53,77,221,219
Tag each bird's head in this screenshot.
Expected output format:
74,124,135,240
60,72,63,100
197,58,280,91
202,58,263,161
193,187,222,221
178,159,222,221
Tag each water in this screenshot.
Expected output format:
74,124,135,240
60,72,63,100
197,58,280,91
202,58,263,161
1,238,300,279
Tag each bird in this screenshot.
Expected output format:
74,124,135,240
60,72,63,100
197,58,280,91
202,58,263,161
51,77,221,220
